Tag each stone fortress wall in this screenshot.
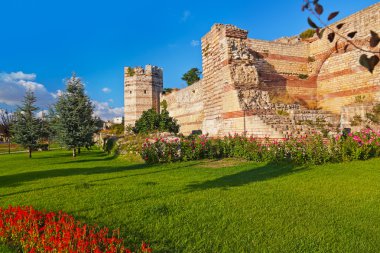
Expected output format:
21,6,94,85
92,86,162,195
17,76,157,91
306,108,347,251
161,80,204,135
124,65,163,127
125,3,379,136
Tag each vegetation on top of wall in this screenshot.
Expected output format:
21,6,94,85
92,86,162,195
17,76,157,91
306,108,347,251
307,56,316,62
162,88,180,95
350,115,363,127
299,28,316,39
276,110,289,116
182,68,202,86
366,103,380,124
298,74,309,79
126,67,135,76
355,95,366,103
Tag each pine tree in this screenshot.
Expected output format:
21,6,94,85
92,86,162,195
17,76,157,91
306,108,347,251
12,90,42,158
54,74,97,157
181,68,201,86
40,108,58,150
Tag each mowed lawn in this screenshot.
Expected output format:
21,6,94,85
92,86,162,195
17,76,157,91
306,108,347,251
0,150,379,252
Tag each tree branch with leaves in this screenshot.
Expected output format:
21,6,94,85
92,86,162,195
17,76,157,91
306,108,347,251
302,0,379,73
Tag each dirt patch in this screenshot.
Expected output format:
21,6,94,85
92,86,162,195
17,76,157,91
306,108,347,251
198,158,248,168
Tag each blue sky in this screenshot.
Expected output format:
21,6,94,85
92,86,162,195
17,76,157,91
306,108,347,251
0,0,378,119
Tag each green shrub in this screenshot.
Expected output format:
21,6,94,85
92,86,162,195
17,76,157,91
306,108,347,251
298,74,309,79
276,110,289,116
133,101,179,134
103,137,118,155
300,29,316,39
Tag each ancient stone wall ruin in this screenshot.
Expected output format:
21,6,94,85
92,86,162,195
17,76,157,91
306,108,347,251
161,80,204,135
124,3,379,137
124,65,163,127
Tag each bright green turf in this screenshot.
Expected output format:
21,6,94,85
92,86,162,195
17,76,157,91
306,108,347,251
0,245,13,253
0,150,379,252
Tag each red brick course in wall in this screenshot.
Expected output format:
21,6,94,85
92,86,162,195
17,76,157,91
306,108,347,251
318,85,380,100
265,54,308,63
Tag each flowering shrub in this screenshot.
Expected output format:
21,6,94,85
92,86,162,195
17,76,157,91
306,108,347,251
140,129,380,165
0,206,152,253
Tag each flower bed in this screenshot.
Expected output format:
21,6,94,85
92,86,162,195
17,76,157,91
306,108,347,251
0,206,152,253
141,129,380,165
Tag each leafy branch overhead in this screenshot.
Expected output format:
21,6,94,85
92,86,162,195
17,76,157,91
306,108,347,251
302,0,380,73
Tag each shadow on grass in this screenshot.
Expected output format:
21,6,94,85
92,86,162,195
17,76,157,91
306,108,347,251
0,163,149,188
0,153,202,189
188,161,308,191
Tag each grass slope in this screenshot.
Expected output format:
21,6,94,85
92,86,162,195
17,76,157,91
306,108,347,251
0,150,379,252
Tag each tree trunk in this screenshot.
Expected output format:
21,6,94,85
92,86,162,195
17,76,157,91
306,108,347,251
78,147,81,155
72,148,77,157
8,138,10,154
29,147,32,158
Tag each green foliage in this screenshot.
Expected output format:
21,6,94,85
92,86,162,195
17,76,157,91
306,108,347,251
109,124,124,135
307,56,316,62
299,29,316,39
103,137,118,155
11,90,42,158
126,67,135,76
141,129,380,165
118,134,148,156
54,74,98,156
133,102,179,134
181,68,201,86
366,103,380,124
298,74,309,79
350,114,363,126
354,95,366,103
0,109,14,154
162,88,173,95
276,109,289,116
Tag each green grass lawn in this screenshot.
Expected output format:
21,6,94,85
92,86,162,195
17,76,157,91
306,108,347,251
0,150,379,252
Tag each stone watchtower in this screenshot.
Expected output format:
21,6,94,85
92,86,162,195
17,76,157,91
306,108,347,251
124,65,163,128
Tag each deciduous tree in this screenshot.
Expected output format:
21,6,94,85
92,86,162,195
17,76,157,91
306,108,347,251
0,109,14,154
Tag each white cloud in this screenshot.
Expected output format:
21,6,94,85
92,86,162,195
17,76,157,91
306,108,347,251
108,99,114,103
51,89,63,99
191,40,200,47
102,87,111,93
36,110,49,119
0,71,56,108
93,100,123,120
181,10,191,22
